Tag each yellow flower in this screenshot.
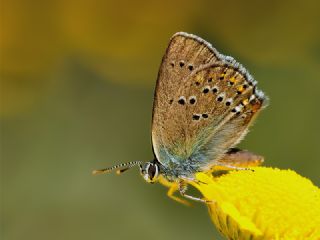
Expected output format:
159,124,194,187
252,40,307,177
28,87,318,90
188,167,320,240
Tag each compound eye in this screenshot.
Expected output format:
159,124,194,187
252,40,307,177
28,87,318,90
147,164,157,180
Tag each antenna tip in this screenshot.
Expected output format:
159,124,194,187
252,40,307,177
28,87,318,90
92,170,103,175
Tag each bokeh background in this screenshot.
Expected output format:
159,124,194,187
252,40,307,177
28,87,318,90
1,0,320,239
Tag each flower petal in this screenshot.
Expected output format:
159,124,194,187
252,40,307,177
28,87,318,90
189,167,320,239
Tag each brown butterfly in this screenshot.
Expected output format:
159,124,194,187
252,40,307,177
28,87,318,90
93,32,267,205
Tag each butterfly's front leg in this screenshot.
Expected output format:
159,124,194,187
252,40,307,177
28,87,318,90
166,182,191,206
158,176,191,206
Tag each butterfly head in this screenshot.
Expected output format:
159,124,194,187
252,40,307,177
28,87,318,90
92,160,160,184
139,161,160,183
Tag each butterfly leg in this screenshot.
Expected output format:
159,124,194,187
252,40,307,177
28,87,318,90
166,183,192,206
179,176,208,185
178,181,212,204
215,164,252,171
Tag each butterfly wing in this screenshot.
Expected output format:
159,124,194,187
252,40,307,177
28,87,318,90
165,62,266,170
216,148,264,168
152,32,222,164
152,32,267,171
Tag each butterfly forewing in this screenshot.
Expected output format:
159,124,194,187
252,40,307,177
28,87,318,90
152,33,222,163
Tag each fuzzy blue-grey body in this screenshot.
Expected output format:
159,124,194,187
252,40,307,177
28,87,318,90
157,154,206,181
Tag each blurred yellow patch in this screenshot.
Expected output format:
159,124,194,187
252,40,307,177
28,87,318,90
2,0,320,117
188,168,320,240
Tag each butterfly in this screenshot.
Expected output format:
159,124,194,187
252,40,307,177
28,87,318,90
93,32,267,205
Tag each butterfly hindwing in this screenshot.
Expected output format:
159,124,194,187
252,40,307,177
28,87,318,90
217,148,264,168
160,61,266,169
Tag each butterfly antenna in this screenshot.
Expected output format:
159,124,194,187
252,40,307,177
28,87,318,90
92,161,142,175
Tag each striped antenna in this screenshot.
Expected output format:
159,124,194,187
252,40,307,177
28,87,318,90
92,161,142,175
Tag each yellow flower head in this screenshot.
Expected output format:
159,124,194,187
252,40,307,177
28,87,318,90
188,167,320,240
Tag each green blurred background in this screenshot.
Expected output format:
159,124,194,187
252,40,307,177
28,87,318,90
1,0,320,239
